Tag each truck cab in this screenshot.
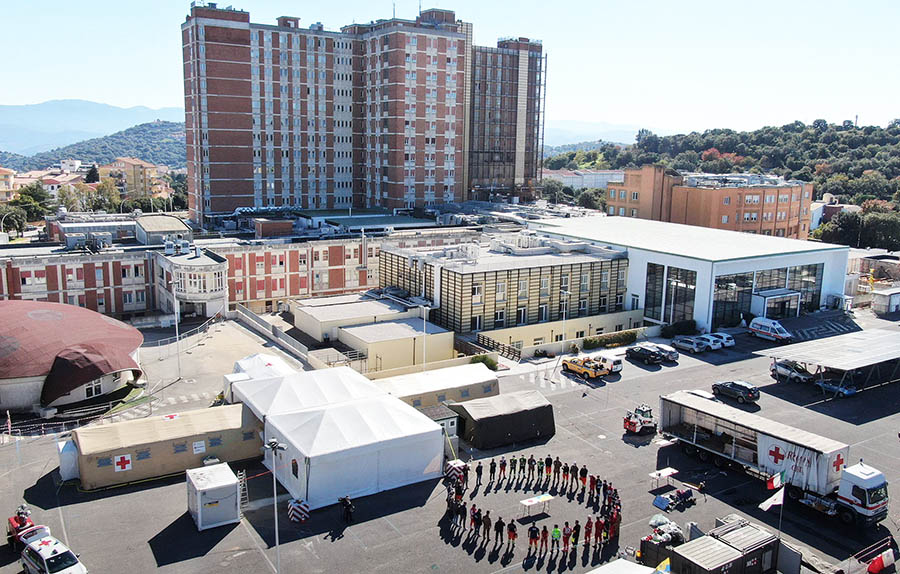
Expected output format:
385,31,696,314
562,357,609,379
836,462,889,525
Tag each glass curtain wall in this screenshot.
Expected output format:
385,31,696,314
754,268,787,293
788,263,824,312
664,267,697,323
644,263,665,321
712,272,754,329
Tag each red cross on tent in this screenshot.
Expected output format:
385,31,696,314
265,362,273,367
833,454,845,472
769,446,786,464
163,414,179,421
114,454,132,472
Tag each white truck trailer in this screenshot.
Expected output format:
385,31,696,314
659,391,889,527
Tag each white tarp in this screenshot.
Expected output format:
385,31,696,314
232,366,386,421
57,439,79,481
265,395,442,509
756,434,847,495
233,353,295,379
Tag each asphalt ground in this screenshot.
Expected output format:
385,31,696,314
2,312,899,574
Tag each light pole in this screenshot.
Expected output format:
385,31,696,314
167,280,182,380
0,211,11,234
264,438,287,574
561,290,570,355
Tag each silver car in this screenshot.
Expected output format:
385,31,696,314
639,342,679,362
671,335,710,354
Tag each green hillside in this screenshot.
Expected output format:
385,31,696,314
0,121,186,172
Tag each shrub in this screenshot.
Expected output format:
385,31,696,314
661,320,697,339
583,329,639,349
470,354,498,371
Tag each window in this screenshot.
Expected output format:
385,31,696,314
85,381,102,398
123,292,133,304
136,290,145,303
599,296,608,311
538,304,548,322
618,207,625,216
576,330,585,338
97,295,105,308
721,215,729,224
470,315,482,331
580,273,589,292
619,190,626,199
516,307,527,325
723,196,731,205
540,277,549,296
578,299,587,316
631,294,640,311
496,281,506,301
559,300,568,319
292,459,299,478
471,283,483,304
533,337,545,345
437,394,446,402
95,268,104,283
631,209,638,217
412,399,422,407
560,275,569,292
601,270,610,290
494,310,505,329
482,384,493,394
608,206,615,215
615,324,624,332
518,279,528,299
631,191,639,201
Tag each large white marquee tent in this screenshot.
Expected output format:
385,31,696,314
231,364,442,510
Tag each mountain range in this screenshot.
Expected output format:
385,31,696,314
0,100,183,155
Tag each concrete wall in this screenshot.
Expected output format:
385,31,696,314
0,376,44,411
483,309,644,348
365,353,500,380
289,300,417,343
338,330,455,372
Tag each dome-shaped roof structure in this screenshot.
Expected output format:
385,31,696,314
0,301,143,404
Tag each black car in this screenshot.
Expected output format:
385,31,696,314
625,346,664,365
711,380,759,404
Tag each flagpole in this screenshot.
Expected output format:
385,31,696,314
777,491,784,538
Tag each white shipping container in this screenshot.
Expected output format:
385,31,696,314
186,463,241,531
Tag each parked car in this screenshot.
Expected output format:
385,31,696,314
694,334,724,350
748,317,793,343
711,380,760,404
594,353,623,373
684,389,719,402
770,360,813,383
707,332,736,347
625,345,665,365
561,357,609,379
20,530,87,574
638,342,679,362
814,379,858,398
670,335,710,354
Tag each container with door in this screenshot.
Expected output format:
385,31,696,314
670,519,778,574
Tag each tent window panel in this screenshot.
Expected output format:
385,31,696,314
292,459,299,478
136,449,151,461
173,443,188,454
209,436,223,447
242,431,255,441
97,457,112,467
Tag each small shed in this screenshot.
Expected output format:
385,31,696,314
447,390,555,449
708,520,778,574
186,463,241,531
670,536,744,574
69,404,262,490
418,403,459,459
135,214,192,245
871,286,900,315
375,363,499,408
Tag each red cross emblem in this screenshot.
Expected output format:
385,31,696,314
769,446,785,464
38,539,51,546
833,454,844,472
114,455,132,472
163,414,178,420
265,362,273,367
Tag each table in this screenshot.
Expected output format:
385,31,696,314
520,494,554,516
649,467,678,489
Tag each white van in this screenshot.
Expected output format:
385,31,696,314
594,354,624,373
748,317,793,342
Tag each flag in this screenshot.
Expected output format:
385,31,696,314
759,487,784,511
654,558,671,574
767,471,785,490
5,410,10,435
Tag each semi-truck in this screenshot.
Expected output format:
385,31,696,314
659,391,889,526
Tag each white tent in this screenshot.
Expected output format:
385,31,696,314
265,395,443,509
232,367,386,421
232,353,295,380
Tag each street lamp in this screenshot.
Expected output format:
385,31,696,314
167,280,182,380
264,438,287,574
560,290,570,355
0,211,12,234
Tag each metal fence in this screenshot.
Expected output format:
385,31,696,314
235,304,309,361
141,314,221,360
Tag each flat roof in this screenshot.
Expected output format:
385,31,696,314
662,391,847,454
754,328,900,371
672,536,742,569
376,363,497,397
757,288,798,298
529,216,847,263
873,286,900,296
325,215,437,229
136,214,191,234
161,247,225,267
340,318,448,343
297,297,410,322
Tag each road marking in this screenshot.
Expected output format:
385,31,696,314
179,396,190,403
166,397,177,405
190,393,200,401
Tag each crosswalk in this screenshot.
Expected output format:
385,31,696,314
107,392,212,423
503,366,592,394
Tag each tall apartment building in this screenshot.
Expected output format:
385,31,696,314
606,165,812,239
468,39,545,201
99,157,158,197
182,4,545,226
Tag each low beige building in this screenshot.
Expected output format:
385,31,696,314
375,363,499,408
485,309,645,349
337,318,455,372
290,293,418,343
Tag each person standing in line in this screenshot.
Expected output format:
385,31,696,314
536,457,544,481
601,479,607,503
551,524,561,553
584,517,593,547
473,506,482,539
454,480,463,503
527,454,536,480
570,462,579,490
499,456,507,481
470,504,478,531
462,463,469,488
572,520,581,548
510,455,518,478
561,462,569,488
457,501,468,530
553,457,562,482
594,515,603,547
540,524,549,554
482,510,492,542
589,475,597,501
544,454,553,479
579,465,588,494
519,454,526,479
475,461,483,486
507,520,517,549
494,516,505,546
562,522,572,553
528,523,540,553
489,458,497,483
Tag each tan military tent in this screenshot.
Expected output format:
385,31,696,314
70,404,262,490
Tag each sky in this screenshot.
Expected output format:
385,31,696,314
2,0,898,135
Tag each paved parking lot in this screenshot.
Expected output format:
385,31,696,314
2,313,899,573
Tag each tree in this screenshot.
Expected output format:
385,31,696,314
576,189,604,210
10,182,52,221
813,210,863,247
541,179,564,202
859,212,900,251
56,186,80,211
0,205,27,236
84,165,100,184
